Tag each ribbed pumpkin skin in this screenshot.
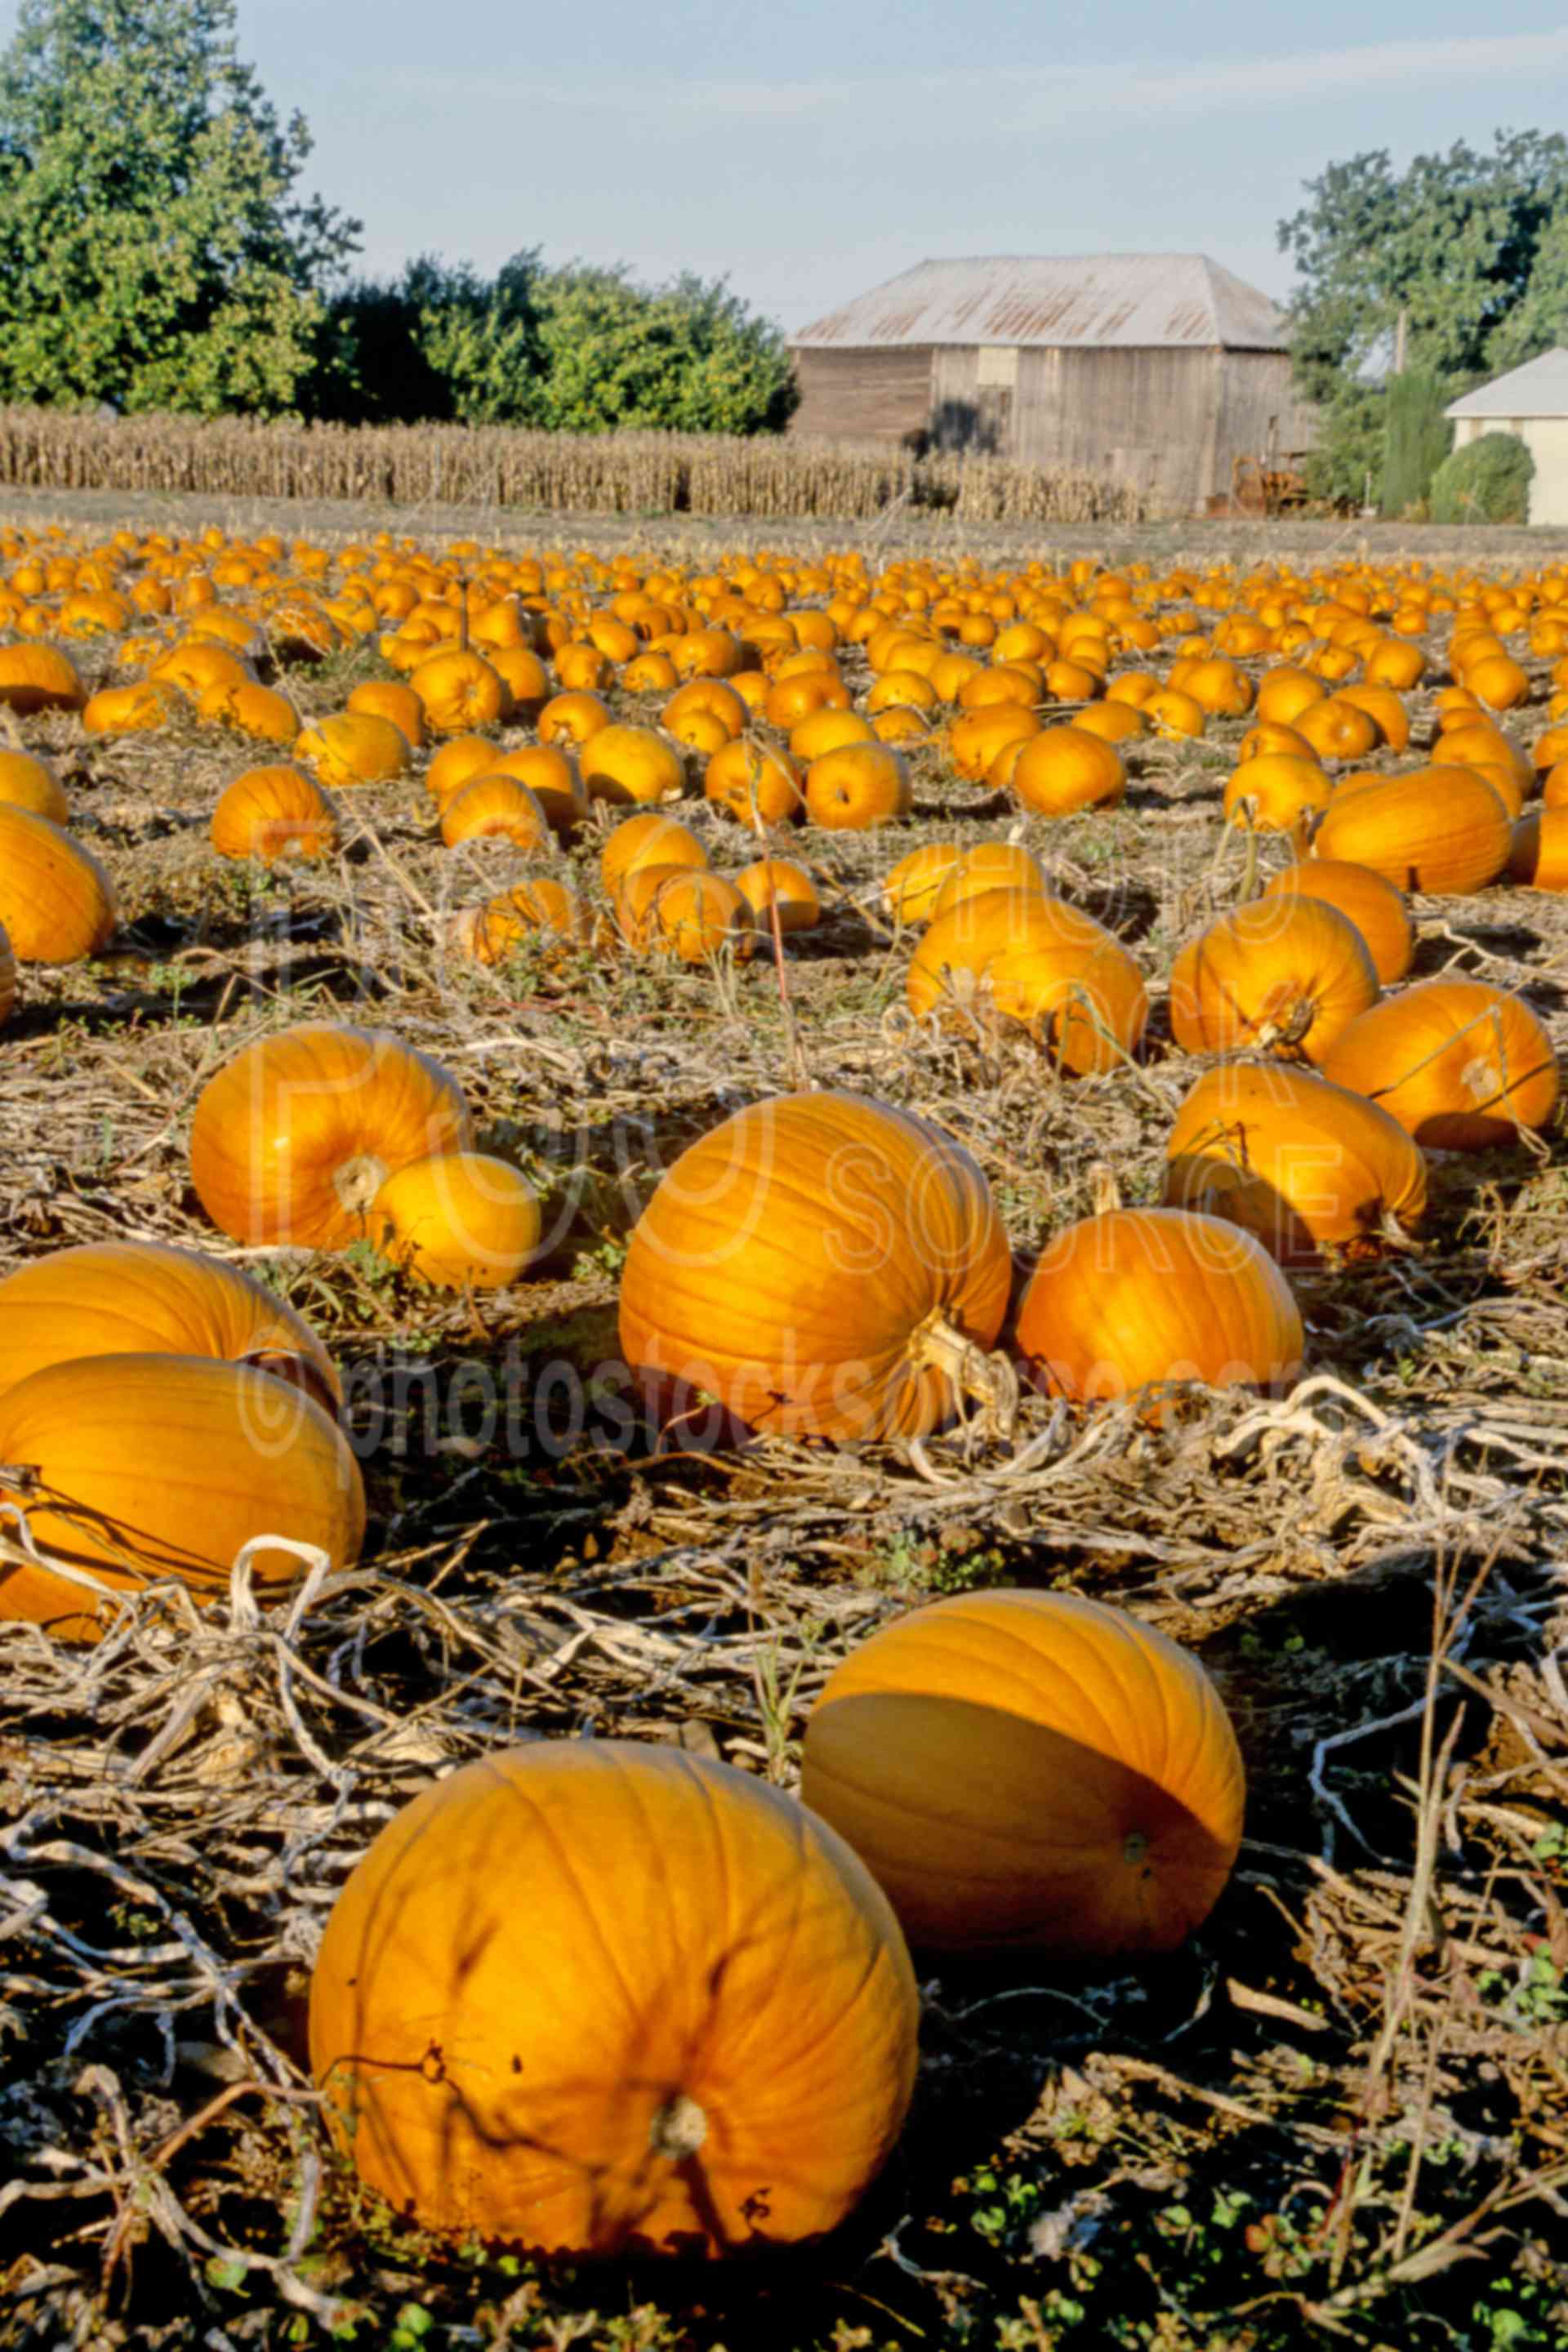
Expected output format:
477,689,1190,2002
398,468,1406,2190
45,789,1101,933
0,1241,341,1405
1168,896,1379,1066
210,765,340,863
618,1093,1011,1440
1311,768,1512,894
0,1354,365,1640
0,806,118,963
800,1589,1245,1956
908,889,1147,1075
371,1152,541,1288
1015,1207,1304,1410
189,1023,474,1248
1258,860,1414,985
1508,808,1568,891
439,774,551,853
1164,1063,1427,1263
309,1742,919,2256
0,749,69,824
452,880,597,965
600,813,707,898
928,844,1049,922
1321,981,1560,1149
883,842,963,925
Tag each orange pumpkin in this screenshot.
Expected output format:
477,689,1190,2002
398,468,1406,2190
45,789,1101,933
600,812,708,898
425,733,501,808
371,1152,541,1287
1015,1206,1305,1410
801,1588,1245,1955
294,712,411,789
733,857,821,932
0,747,68,825
308,1741,918,2256
578,724,686,807
882,842,964,926
452,879,598,965
1009,725,1126,816
439,773,551,853
481,745,588,835
1169,897,1379,1065
1310,768,1512,895
189,1023,474,1248
908,890,1147,1074
703,737,804,829
0,1240,340,1409
1258,860,1414,985
211,764,340,863
804,742,911,831
618,1093,1011,1441
0,1355,363,1642
409,648,510,733
0,807,118,963
346,678,427,746
1164,1062,1427,1263
1222,755,1332,834
196,679,301,746
617,866,755,962
0,643,87,713
928,843,1050,920
1321,981,1559,1149
1508,808,1568,889
81,679,183,734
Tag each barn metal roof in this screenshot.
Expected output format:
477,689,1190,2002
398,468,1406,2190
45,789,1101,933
1446,348,1568,419
790,255,1290,353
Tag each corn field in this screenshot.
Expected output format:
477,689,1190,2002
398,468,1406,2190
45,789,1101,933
0,407,1152,523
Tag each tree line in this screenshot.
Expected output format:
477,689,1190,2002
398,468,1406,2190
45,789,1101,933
0,0,795,434
1281,130,1568,514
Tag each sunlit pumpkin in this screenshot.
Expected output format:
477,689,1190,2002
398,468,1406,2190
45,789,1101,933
1164,1062,1427,1263
0,747,68,824
1258,860,1414,985
0,1239,341,1409
703,737,804,829
0,643,87,713
309,1741,918,2256
1169,896,1379,1066
371,1152,542,1288
616,866,755,962
1508,808,1568,890
0,807,118,963
804,742,911,830
882,842,964,926
1222,755,1332,834
1309,768,1512,895
211,764,340,863
409,648,510,733
1010,726,1126,817
1321,980,1559,1149
619,1092,1011,1441
1014,1206,1304,1411
733,857,821,932
189,1023,474,1248
600,812,708,898
439,773,552,853
451,879,599,965
801,1588,1245,1955
908,889,1147,1074
578,724,686,807
0,1355,363,1642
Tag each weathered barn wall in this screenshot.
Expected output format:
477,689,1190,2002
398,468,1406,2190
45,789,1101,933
788,348,934,442
929,344,1315,511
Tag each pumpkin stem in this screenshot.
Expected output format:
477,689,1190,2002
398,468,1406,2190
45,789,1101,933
334,1152,390,1216
648,2093,708,2161
910,1312,1020,1440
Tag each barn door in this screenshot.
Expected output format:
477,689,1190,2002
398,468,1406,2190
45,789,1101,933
974,346,1018,455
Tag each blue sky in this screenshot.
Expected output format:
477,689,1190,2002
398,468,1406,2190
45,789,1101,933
10,2,1568,331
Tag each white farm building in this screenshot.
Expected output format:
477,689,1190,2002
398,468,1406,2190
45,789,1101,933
1444,350,1568,526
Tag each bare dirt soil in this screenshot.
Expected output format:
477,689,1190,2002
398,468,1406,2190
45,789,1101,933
2,497,1566,2352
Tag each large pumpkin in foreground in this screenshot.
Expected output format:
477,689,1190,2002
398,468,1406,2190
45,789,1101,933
0,1240,341,1407
309,1742,918,2256
189,1023,473,1248
801,1589,1245,1955
907,889,1147,1075
0,1354,364,1641
1321,980,1559,1150
1015,1206,1304,1410
617,1093,1011,1440
1163,1063,1428,1264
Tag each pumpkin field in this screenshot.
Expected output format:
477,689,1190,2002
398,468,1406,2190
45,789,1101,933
1,500,1566,2352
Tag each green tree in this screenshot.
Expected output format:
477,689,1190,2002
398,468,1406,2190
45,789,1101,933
1381,368,1452,516
1278,131,1568,506
526,263,795,434
1430,430,1535,524
315,255,540,425
0,0,359,414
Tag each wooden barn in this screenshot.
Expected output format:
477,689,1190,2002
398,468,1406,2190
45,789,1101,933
788,254,1318,514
